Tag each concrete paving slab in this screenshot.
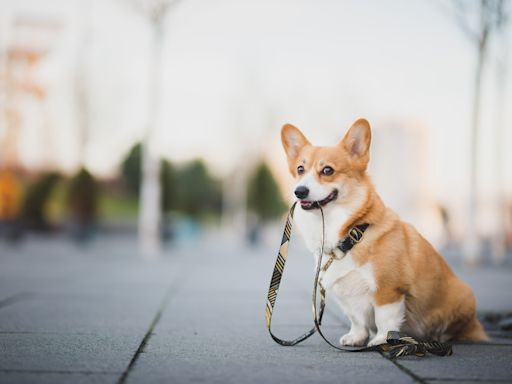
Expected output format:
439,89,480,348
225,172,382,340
1,238,511,384
426,381,511,384
0,332,132,373
123,246,413,384
0,372,117,384
126,354,415,384
398,344,512,382
455,267,512,312
0,292,164,335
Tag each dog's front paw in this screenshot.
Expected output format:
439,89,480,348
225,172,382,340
367,334,387,347
339,332,368,347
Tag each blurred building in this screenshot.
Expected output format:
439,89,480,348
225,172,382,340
368,120,444,247
0,15,60,171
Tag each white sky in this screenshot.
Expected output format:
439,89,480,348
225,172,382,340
1,0,511,205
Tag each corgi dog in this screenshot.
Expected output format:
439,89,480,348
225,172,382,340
281,118,488,347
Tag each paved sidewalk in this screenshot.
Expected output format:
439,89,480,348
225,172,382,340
0,235,511,384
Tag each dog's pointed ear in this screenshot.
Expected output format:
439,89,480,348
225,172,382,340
281,124,311,171
340,118,371,170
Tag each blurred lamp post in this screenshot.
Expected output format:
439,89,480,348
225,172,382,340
494,27,509,263
128,0,180,258
76,1,92,168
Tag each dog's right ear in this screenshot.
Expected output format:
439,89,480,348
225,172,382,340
281,124,311,174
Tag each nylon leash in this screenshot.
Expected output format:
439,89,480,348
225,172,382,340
265,203,453,358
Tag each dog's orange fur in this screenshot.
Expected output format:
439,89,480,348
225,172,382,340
282,118,488,342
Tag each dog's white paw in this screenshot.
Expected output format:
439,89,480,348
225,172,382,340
367,334,387,347
339,332,368,347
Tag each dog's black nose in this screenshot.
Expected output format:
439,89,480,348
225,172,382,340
294,186,309,199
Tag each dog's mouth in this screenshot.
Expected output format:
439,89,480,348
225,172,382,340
300,189,338,210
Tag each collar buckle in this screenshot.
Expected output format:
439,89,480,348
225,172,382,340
348,226,364,243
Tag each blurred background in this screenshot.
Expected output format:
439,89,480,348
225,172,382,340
0,0,511,265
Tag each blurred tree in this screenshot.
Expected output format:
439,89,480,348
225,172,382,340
176,160,221,218
160,159,177,242
247,162,286,222
22,172,60,230
121,142,143,196
67,168,98,242
67,167,98,223
120,143,178,213
160,159,177,213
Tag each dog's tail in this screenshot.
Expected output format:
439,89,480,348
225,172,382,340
457,316,489,342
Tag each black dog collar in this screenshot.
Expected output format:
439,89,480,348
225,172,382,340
337,224,369,253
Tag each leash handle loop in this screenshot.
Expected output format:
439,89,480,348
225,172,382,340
265,202,318,346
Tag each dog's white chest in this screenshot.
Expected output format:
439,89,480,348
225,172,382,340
294,205,352,254
294,205,377,318
320,253,376,293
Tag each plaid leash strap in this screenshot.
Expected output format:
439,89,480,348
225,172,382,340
265,203,453,358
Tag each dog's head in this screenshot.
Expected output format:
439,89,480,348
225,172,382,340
281,119,371,211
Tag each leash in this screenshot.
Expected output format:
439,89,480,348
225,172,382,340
265,202,453,358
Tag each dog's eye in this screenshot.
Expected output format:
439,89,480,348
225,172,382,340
321,166,334,176
297,165,305,175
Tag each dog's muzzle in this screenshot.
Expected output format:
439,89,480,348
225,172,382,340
299,189,338,210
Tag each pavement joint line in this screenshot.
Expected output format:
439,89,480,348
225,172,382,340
378,351,427,384
0,292,34,310
116,282,180,384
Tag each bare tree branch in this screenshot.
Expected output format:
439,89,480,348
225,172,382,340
431,0,480,42
125,0,182,25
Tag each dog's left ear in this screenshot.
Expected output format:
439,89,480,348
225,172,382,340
340,118,371,170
